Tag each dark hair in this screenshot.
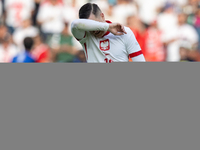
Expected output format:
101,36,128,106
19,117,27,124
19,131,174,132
79,3,101,19
23,37,34,51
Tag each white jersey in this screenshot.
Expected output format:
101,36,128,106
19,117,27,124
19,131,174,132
5,0,35,28
71,19,145,63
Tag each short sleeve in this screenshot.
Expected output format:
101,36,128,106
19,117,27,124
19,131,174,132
125,27,142,55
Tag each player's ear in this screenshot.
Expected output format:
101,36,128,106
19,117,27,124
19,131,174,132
100,13,105,21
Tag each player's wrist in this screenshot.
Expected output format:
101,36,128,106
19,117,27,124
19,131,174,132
108,24,112,32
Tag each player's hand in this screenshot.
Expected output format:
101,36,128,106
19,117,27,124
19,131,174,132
108,23,127,35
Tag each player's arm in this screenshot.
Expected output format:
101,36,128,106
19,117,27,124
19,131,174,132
125,28,146,62
71,19,127,40
129,51,146,62
71,19,110,40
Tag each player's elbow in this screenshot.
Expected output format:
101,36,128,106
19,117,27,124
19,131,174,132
71,19,82,30
71,20,78,29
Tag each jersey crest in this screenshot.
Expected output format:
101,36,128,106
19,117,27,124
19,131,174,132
100,39,110,51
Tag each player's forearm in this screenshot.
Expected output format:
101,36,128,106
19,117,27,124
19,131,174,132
71,19,109,32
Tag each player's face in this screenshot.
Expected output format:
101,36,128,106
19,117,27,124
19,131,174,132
88,13,106,38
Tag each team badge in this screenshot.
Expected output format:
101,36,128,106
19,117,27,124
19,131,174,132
100,39,110,51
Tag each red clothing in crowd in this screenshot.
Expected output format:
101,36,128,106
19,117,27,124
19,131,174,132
129,27,146,55
31,44,50,63
129,26,165,62
42,0,64,5
129,27,146,61
144,27,166,61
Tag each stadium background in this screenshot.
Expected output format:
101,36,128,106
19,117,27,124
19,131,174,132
0,0,200,62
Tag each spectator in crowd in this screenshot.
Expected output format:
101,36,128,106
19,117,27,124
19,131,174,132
165,12,199,61
157,3,178,41
191,8,200,52
4,0,35,34
183,0,199,16
63,0,79,25
48,22,79,62
64,0,88,9
12,37,36,63
0,33,19,62
31,34,52,63
0,0,3,24
73,50,87,63
112,0,138,25
37,0,66,42
157,3,179,61
135,0,166,26
126,15,146,56
103,3,118,23
0,24,8,44
13,18,39,50
179,39,200,61
90,0,109,13
32,0,42,27
144,20,166,61
107,0,117,6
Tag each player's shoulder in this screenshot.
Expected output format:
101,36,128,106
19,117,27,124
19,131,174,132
124,27,133,33
123,26,135,37
119,27,138,44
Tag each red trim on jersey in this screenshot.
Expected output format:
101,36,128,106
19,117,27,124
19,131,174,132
84,43,88,60
106,20,112,24
102,31,110,37
129,51,143,58
102,20,112,37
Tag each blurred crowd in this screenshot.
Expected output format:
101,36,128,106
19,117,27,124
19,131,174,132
0,0,200,62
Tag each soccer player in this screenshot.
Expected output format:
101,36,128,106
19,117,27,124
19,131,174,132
71,3,146,63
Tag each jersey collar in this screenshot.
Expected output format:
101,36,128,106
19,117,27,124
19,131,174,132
102,20,112,37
